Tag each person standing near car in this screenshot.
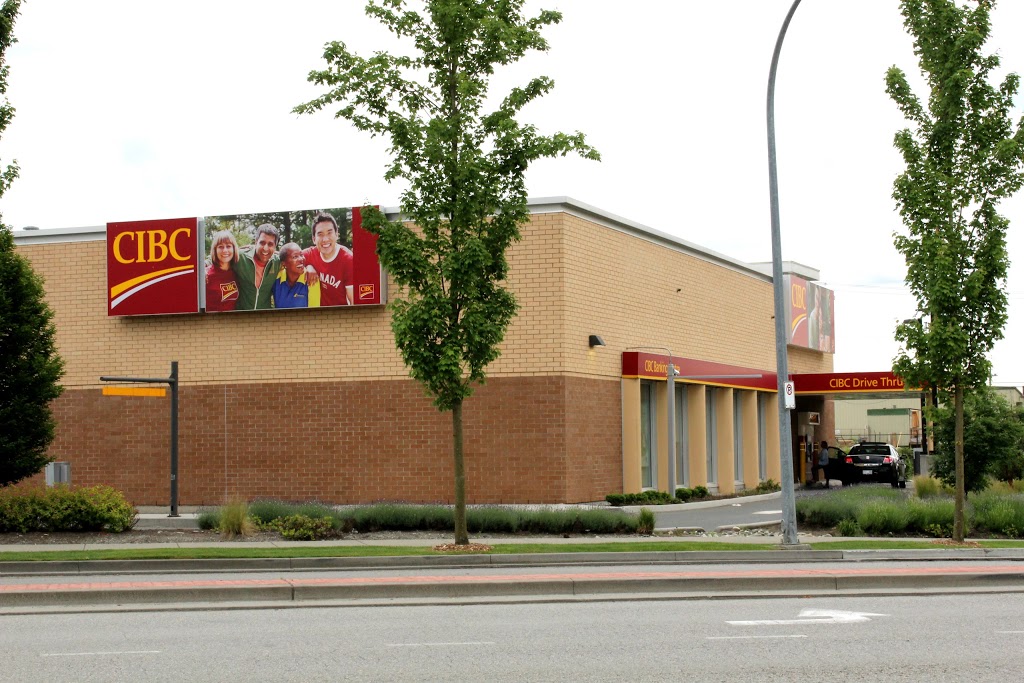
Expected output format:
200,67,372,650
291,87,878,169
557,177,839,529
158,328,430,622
815,440,830,489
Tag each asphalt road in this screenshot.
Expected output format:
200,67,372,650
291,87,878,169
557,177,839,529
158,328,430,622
3,593,1022,682
653,493,788,530
653,486,880,531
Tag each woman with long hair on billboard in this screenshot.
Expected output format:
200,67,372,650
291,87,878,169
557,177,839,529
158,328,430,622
205,230,241,312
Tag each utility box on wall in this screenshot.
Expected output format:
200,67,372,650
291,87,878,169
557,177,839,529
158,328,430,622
45,461,71,487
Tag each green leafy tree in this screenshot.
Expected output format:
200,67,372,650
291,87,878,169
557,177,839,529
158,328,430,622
989,401,1024,487
931,388,1024,492
295,0,598,544
887,0,1024,541
0,0,65,487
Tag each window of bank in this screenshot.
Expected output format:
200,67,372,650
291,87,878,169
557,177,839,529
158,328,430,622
640,381,655,489
675,385,689,487
705,388,717,486
733,390,743,486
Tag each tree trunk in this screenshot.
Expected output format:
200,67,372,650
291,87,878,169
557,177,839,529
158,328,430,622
452,398,469,545
953,384,966,543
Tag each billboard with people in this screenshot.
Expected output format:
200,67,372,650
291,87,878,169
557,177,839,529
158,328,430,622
785,274,835,353
107,205,384,316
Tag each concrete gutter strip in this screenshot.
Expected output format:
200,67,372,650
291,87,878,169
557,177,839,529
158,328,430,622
2,548,1023,577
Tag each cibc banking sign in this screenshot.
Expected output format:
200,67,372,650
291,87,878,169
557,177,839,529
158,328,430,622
107,218,200,316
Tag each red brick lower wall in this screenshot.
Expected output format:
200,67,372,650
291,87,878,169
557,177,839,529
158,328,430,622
47,376,621,506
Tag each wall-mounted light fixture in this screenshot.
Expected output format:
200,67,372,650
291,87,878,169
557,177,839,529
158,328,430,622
588,335,606,348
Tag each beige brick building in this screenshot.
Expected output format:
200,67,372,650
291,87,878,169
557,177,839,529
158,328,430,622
12,198,834,505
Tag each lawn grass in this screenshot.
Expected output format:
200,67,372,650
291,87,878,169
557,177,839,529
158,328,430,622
808,539,1024,550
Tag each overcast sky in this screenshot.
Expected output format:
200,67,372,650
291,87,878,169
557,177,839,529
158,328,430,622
3,1,1023,386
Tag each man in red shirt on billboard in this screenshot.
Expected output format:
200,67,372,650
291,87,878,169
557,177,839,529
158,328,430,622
302,212,353,306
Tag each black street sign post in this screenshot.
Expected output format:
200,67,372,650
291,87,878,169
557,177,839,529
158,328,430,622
100,361,180,517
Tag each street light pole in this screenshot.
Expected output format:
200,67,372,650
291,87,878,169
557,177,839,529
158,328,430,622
767,0,803,546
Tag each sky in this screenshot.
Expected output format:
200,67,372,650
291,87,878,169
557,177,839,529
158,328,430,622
2,1,1023,386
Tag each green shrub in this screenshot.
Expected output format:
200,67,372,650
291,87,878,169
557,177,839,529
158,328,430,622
970,492,1024,537
0,485,136,533
348,503,453,532
218,499,255,539
692,485,710,499
604,491,677,506
216,500,640,537
796,491,859,527
904,497,954,535
856,500,911,535
247,499,299,526
197,509,219,530
637,508,656,535
270,514,336,541
674,487,693,502
913,476,943,498
835,518,863,537
755,479,781,494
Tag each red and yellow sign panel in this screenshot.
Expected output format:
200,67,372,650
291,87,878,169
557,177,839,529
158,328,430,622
621,352,777,391
792,372,918,394
107,218,200,316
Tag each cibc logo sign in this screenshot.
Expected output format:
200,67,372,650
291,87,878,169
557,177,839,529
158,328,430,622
107,218,200,316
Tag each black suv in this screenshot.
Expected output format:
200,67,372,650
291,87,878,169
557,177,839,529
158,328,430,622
843,442,908,488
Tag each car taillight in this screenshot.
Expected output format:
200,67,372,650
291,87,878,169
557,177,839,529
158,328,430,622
845,457,852,464
883,456,892,464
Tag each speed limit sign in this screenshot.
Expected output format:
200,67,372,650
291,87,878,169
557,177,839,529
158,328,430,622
783,381,796,410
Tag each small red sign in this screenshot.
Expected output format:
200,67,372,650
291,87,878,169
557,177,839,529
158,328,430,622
358,284,375,300
107,218,200,316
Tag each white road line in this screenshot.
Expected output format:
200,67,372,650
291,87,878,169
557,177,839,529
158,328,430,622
753,510,783,515
728,609,887,626
707,635,807,640
41,651,162,657
386,642,496,648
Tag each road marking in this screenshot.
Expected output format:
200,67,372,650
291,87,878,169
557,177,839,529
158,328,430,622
753,510,783,515
41,651,161,657
707,635,807,640
728,609,887,626
386,642,496,647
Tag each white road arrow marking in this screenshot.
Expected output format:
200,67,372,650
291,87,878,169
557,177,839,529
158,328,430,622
728,609,888,626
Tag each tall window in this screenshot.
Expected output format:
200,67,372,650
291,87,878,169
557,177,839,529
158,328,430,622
757,393,768,480
675,385,689,487
705,388,717,485
640,381,655,489
733,390,743,484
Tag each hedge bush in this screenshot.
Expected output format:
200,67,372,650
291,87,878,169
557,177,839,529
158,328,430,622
0,485,137,533
198,501,640,538
606,491,677,506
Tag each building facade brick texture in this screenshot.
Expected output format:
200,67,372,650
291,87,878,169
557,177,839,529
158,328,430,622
15,204,831,505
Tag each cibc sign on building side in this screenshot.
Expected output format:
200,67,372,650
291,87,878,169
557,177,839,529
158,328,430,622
106,206,385,316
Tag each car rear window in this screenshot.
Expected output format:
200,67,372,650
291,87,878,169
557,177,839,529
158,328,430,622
850,445,890,455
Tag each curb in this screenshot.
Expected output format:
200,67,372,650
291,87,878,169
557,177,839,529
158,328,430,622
4,566,1024,611
4,547,1024,578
